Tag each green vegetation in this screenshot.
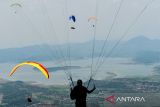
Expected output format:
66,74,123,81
0,77,160,107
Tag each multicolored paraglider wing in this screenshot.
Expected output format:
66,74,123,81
9,62,49,79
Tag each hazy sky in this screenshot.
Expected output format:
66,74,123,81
0,0,160,49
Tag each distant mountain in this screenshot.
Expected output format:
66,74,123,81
113,36,160,64
0,35,160,64
0,45,53,63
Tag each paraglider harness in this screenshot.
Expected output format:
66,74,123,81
69,75,94,90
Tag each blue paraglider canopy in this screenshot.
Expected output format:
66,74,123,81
69,15,76,22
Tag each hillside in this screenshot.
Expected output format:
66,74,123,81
0,36,160,64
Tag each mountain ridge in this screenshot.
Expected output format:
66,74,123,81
0,36,160,64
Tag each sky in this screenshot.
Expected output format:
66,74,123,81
0,0,160,49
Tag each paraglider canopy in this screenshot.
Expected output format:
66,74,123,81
10,3,22,14
88,16,97,27
88,16,97,22
69,15,76,22
9,61,49,79
10,3,22,8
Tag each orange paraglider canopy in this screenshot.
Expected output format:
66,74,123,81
9,61,49,79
